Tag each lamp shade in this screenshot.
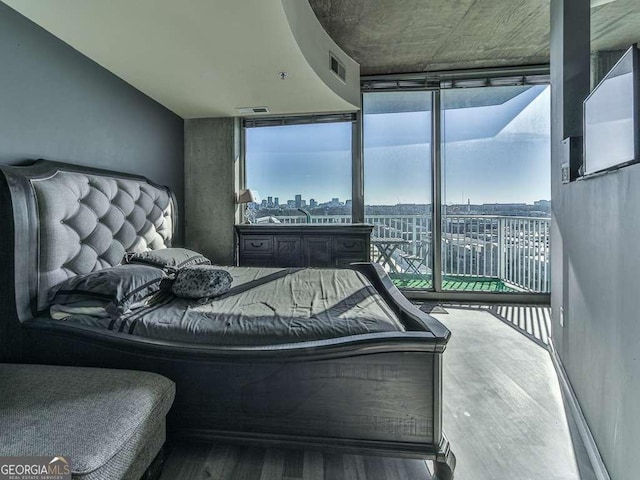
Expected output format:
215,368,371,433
237,188,256,204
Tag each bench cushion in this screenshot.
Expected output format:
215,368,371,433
0,364,175,479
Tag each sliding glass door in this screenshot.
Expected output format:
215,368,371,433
441,86,551,293
363,91,434,289
362,85,551,295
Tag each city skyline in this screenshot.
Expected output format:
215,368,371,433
252,192,550,208
255,194,349,209
252,194,551,220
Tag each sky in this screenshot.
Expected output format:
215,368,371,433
245,122,352,204
245,85,551,206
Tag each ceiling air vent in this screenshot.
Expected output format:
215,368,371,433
330,53,346,82
236,106,269,115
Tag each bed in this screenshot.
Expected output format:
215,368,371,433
0,160,456,479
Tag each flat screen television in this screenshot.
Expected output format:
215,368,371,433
583,45,639,176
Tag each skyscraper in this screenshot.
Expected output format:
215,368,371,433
295,194,302,208
274,197,279,207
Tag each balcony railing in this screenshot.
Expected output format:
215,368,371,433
269,214,550,293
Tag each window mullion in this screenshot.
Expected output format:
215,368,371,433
431,90,443,292
352,110,364,223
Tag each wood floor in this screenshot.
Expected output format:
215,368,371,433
433,307,581,480
160,442,431,479
160,306,589,480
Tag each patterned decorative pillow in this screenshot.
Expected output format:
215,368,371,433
125,248,210,272
171,265,233,299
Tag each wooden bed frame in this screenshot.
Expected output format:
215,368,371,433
0,160,456,479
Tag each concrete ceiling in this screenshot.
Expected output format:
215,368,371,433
591,0,640,52
309,0,640,76
2,0,359,118
308,0,551,75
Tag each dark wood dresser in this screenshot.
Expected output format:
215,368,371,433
235,224,373,268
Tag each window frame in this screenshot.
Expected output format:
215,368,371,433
241,113,361,222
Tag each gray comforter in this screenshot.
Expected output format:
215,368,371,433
60,267,405,345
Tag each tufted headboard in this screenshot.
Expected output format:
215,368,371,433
1,160,176,320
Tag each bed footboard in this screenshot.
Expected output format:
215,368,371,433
171,351,438,453
21,320,453,471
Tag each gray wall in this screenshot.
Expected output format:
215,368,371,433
551,1,640,479
184,118,240,265
0,2,184,239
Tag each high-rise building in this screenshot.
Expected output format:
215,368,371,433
309,199,317,208
274,197,279,207
267,196,273,207
287,200,295,208
295,194,302,208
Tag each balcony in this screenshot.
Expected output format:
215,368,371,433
269,214,550,293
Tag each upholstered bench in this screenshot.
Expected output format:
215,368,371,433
0,364,175,480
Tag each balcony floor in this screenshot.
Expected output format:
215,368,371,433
391,273,518,292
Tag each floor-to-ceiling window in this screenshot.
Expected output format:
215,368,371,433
363,91,434,288
441,85,551,293
362,82,550,294
242,73,551,297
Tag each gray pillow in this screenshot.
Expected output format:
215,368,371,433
48,264,167,315
171,265,233,299
125,248,211,271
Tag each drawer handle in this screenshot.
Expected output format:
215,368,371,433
342,242,356,248
250,242,264,248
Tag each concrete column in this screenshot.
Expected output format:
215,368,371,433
184,118,239,265
549,0,591,350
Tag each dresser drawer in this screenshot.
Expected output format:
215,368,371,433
333,236,366,255
241,236,273,255
236,224,373,267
